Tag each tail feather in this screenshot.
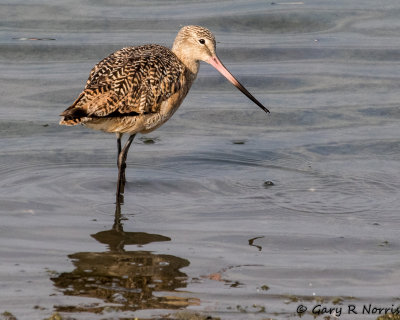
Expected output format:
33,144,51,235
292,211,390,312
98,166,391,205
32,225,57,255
59,107,89,126
60,92,89,126
59,117,83,126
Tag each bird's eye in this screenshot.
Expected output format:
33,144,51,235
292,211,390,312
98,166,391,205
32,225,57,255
199,39,205,45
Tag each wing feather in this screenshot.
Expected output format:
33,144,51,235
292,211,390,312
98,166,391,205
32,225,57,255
61,44,186,122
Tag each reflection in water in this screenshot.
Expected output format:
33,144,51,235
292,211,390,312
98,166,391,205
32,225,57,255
51,201,194,313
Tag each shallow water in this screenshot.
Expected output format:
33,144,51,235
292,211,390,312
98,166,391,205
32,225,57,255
1,0,400,319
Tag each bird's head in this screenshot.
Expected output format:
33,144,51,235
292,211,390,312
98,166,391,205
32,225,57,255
172,25,217,63
173,25,269,114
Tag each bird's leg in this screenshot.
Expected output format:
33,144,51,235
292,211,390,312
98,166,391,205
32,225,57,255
118,134,135,191
113,197,123,233
116,133,124,203
116,134,136,201
116,132,122,167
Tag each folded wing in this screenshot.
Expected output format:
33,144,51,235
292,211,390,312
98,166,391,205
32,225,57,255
60,44,185,125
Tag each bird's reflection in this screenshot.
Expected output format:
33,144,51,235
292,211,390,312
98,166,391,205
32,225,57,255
51,200,194,313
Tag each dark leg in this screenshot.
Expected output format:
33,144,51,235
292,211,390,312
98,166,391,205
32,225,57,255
117,133,122,162
116,134,136,202
113,197,123,233
116,133,124,201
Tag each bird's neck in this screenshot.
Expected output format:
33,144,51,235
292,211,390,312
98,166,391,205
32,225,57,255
172,45,200,76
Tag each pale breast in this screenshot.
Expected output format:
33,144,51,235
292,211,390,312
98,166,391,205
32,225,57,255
141,87,190,134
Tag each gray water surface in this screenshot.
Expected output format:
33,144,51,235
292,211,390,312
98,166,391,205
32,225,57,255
1,1,400,319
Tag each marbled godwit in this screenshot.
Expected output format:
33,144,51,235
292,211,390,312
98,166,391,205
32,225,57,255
60,25,269,199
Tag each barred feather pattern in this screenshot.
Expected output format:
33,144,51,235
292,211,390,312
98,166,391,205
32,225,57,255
60,44,190,133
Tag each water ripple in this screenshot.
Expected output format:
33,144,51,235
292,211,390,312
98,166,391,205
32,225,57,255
266,172,399,215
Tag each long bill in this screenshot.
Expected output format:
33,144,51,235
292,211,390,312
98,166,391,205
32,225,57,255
207,56,269,114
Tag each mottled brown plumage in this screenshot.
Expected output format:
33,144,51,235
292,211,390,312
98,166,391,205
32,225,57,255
60,44,192,133
60,25,268,200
